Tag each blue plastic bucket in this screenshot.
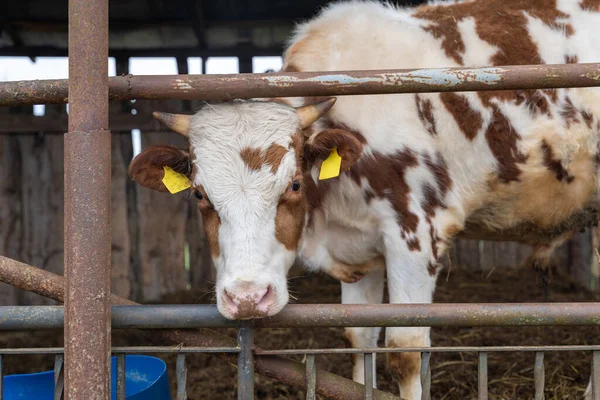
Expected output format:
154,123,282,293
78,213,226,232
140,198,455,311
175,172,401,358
3,355,171,400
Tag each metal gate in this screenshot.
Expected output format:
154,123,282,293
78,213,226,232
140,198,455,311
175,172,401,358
1,0,600,398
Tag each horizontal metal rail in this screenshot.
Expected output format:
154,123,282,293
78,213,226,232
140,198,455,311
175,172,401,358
1,63,600,107
1,303,600,330
2,344,600,355
8,345,598,400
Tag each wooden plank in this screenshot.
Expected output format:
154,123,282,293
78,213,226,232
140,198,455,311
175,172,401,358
16,104,64,305
0,106,20,305
0,114,168,133
187,201,216,288
110,129,133,299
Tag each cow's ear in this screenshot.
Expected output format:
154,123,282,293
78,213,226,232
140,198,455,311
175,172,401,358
129,145,192,192
304,129,363,172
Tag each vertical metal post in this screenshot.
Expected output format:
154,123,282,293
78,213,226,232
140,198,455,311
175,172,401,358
305,355,316,400
116,355,126,400
593,351,600,400
54,354,64,400
237,325,254,400
534,352,544,400
364,353,374,400
65,0,111,398
478,352,488,400
176,353,187,400
420,352,431,400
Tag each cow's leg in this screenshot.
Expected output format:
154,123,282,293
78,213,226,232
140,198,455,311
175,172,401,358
384,246,438,400
341,266,385,387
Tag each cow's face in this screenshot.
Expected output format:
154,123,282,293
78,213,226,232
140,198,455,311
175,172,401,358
129,99,363,319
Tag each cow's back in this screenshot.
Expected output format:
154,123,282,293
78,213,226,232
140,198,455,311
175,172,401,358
284,0,600,244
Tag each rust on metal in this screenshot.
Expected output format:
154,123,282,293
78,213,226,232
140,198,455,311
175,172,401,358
1,63,600,107
0,257,394,400
65,0,111,397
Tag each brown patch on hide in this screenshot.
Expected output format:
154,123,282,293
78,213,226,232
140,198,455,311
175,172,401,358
427,261,440,276
386,339,424,389
349,150,420,235
514,90,553,117
560,97,580,128
485,106,527,183
541,140,575,183
264,143,289,174
407,237,421,252
440,93,483,140
414,0,572,66
580,0,600,11
581,109,594,129
424,153,452,196
415,95,437,136
240,143,290,174
274,188,307,250
240,147,264,171
129,145,191,192
201,206,221,258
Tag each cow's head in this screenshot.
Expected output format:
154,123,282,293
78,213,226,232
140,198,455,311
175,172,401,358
129,99,363,319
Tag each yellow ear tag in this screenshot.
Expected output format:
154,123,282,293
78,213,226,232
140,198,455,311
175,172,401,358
319,148,342,180
162,166,192,194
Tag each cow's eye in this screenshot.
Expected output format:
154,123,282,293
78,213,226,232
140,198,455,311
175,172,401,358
291,180,301,191
194,191,203,200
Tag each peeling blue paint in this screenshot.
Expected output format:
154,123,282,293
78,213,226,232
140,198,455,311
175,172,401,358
265,67,506,88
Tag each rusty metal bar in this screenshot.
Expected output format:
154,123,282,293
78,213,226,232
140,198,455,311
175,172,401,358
1,63,600,107
176,353,187,400
305,355,316,400
0,256,401,400
5,344,600,355
238,326,255,400
98,303,600,328
64,0,111,398
364,353,374,400
4,303,600,329
54,354,64,400
534,352,544,400
478,352,488,400
593,351,600,400
420,352,431,400
117,354,126,400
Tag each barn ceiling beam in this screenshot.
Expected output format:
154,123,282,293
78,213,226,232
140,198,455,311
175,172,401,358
190,0,207,48
0,45,283,58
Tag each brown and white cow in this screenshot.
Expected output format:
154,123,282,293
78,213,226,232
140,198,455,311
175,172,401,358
129,1,600,398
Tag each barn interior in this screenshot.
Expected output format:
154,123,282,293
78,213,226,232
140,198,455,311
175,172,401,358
1,0,600,399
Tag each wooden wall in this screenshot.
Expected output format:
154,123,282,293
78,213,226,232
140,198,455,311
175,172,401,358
0,100,598,306
0,100,215,305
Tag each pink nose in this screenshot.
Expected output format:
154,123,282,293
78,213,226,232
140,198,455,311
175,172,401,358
222,285,275,319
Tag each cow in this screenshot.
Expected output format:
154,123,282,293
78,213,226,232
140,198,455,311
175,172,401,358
128,1,600,398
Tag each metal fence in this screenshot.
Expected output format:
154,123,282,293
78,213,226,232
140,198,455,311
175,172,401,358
2,0,600,398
